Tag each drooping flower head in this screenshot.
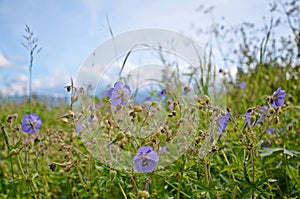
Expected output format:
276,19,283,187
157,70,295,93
134,146,159,172
271,88,286,108
266,127,275,134
21,113,42,134
183,86,192,95
75,123,86,133
256,105,268,123
244,111,252,127
158,89,166,98
49,163,56,171
75,114,97,134
108,82,131,107
217,111,230,135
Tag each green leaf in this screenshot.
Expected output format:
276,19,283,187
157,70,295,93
259,148,283,158
259,147,300,158
286,165,299,181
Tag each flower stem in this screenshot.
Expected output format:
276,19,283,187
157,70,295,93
1,126,14,178
177,172,182,199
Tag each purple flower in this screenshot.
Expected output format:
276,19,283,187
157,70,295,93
75,115,97,133
21,113,42,134
108,82,131,107
133,146,159,172
217,111,230,135
75,123,85,133
244,111,252,127
261,139,272,148
158,145,167,154
239,81,246,89
257,105,268,123
158,89,166,97
271,88,286,108
183,87,192,95
266,127,275,134
49,163,56,171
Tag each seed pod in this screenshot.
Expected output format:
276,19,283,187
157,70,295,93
9,149,20,156
109,170,117,181
60,118,68,123
137,190,150,199
203,95,210,104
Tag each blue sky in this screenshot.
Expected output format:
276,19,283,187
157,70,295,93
0,0,273,97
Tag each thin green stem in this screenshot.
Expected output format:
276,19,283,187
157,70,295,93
177,172,182,199
251,147,255,199
118,182,127,199
221,149,236,181
164,179,191,198
1,126,14,178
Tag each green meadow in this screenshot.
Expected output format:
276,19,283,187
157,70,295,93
1,1,300,198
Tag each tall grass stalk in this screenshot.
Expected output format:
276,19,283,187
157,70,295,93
22,25,42,111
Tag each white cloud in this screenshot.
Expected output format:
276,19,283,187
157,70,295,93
18,73,28,81
0,72,72,97
0,50,28,71
0,73,28,96
0,51,11,68
33,72,71,93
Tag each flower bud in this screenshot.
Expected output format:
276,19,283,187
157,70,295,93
71,94,78,104
155,131,161,137
9,149,20,156
115,132,125,141
269,107,275,114
67,110,75,118
115,104,122,112
134,106,143,112
6,113,18,123
109,170,117,181
65,85,72,92
203,95,210,103
60,118,68,123
151,101,158,107
194,95,201,102
199,99,206,105
137,190,150,199
208,109,213,116
250,115,256,124
125,131,132,138
274,116,279,124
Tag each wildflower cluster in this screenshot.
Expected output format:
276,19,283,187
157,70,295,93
243,88,286,128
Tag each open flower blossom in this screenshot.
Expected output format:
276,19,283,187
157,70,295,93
271,88,286,108
21,113,42,134
134,146,159,173
108,82,131,107
217,111,230,135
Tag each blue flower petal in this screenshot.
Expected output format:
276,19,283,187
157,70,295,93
134,158,157,172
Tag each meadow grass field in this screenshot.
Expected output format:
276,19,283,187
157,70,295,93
1,2,300,198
